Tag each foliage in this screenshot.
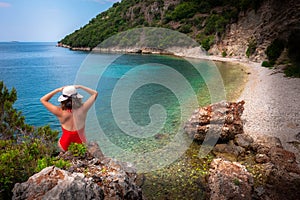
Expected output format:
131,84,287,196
222,51,227,57
35,157,71,172
246,39,257,58
261,61,273,68
284,65,300,78
285,30,300,77
204,14,229,35
265,39,285,65
58,0,265,50
68,143,87,157
200,35,215,51
0,81,59,199
168,2,197,21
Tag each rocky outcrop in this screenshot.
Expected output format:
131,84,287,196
12,142,143,200
184,101,245,142
187,101,300,199
210,0,300,62
12,166,104,200
209,158,253,200
207,130,300,200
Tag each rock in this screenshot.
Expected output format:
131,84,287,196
255,153,270,163
210,0,300,61
12,142,144,200
213,140,246,161
184,101,245,142
234,134,254,149
12,166,104,200
88,142,105,160
208,158,253,200
251,135,283,154
268,147,300,173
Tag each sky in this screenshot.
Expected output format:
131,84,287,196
0,0,120,42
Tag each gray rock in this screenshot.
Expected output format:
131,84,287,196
234,134,254,149
12,166,104,200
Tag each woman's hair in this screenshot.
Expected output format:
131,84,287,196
60,97,83,110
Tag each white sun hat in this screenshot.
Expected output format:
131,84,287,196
58,86,83,102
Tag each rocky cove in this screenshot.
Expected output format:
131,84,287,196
12,97,300,199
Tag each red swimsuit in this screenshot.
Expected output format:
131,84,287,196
59,126,87,151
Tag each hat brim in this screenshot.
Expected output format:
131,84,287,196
58,93,83,102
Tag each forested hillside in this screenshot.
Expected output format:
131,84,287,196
59,0,300,76
59,0,262,51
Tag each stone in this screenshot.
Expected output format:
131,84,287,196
12,166,104,200
268,147,300,173
12,142,144,200
234,134,254,149
88,142,105,161
255,153,270,163
208,158,253,200
184,101,245,142
251,135,283,154
213,140,246,159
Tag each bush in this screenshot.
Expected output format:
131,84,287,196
68,143,87,157
200,35,215,51
0,81,59,199
170,2,197,21
265,39,285,63
246,39,257,58
222,51,227,57
284,64,300,77
35,157,71,172
261,61,273,68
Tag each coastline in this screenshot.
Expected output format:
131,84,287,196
199,55,300,162
58,44,300,161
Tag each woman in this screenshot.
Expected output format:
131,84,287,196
40,85,98,151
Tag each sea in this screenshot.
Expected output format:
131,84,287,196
0,42,246,199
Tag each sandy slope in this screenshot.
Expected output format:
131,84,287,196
181,50,300,159
238,62,300,159
202,56,300,161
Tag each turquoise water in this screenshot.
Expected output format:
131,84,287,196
1,42,246,198
0,42,228,165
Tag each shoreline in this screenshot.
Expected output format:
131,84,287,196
201,55,300,162
59,45,300,160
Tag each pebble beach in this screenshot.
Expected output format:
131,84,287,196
193,54,300,161
238,61,300,160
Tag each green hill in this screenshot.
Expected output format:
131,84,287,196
59,0,262,51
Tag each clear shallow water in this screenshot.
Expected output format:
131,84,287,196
0,42,246,153
0,42,247,199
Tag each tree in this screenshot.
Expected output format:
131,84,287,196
0,81,59,199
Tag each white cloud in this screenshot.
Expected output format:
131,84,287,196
0,2,11,8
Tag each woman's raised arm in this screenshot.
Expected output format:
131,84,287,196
75,85,98,112
40,87,63,116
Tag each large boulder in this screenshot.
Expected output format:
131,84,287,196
184,101,245,142
12,166,104,200
12,142,143,200
208,158,253,200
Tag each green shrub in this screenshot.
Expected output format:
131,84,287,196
35,157,71,172
170,2,197,21
68,143,87,157
265,39,285,63
200,35,215,51
0,81,59,199
262,61,273,68
284,64,300,77
179,24,192,33
246,39,257,58
222,51,227,57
